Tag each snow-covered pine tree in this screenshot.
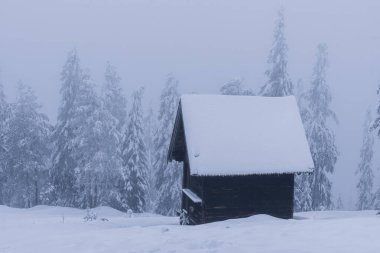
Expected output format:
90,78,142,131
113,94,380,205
144,106,158,212
52,54,126,210
50,50,89,206
294,173,312,212
295,79,311,122
220,78,254,96
55,60,123,209
371,83,380,209
356,109,375,210
120,87,148,212
0,81,8,153
71,70,115,209
2,82,51,207
304,44,338,211
154,75,182,216
294,79,312,212
374,190,380,210
0,80,10,205
372,83,380,136
260,8,293,97
100,62,127,210
51,58,122,209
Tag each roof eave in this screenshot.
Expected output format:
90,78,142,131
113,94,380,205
167,101,182,163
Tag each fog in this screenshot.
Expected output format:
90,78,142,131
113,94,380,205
1,0,380,208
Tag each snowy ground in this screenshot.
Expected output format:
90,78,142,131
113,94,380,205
0,205,379,253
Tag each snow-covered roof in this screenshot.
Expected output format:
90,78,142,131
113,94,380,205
179,94,314,176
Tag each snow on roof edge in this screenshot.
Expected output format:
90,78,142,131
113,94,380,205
190,168,314,177
182,188,202,203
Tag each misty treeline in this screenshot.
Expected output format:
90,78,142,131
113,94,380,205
1,8,380,214
0,51,182,215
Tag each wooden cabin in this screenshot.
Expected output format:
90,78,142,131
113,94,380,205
168,95,314,225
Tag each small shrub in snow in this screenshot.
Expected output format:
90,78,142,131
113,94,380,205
126,209,133,218
83,209,97,222
179,209,189,225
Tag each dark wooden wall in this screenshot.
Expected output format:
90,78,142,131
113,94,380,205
201,174,294,223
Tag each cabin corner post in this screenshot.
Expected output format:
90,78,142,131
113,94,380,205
201,176,205,224
290,173,295,219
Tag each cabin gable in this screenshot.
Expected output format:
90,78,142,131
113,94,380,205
167,103,186,163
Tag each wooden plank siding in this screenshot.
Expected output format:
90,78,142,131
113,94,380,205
202,174,294,222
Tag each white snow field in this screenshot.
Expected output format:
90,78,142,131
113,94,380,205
0,205,379,253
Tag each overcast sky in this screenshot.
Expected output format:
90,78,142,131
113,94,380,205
1,0,380,208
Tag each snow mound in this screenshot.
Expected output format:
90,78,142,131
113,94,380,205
91,206,127,217
206,214,282,227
